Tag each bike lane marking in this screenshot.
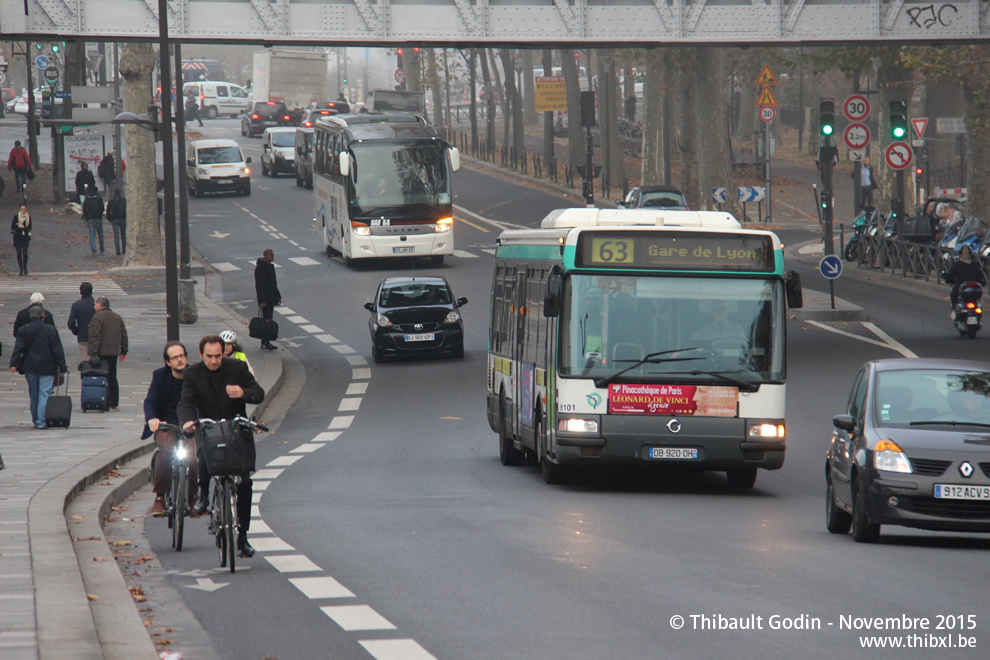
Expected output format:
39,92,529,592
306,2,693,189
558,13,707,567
805,320,917,358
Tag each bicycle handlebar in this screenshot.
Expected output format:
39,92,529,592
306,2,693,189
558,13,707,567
189,415,270,433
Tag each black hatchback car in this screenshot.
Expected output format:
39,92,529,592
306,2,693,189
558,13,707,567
826,358,990,543
241,100,291,137
616,185,690,210
364,277,467,362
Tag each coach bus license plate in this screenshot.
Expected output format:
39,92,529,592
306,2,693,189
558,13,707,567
934,484,990,500
393,246,415,254
217,179,234,184
404,333,435,342
648,447,698,460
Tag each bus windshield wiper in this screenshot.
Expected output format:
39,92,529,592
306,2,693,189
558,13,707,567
592,349,703,389
642,369,761,393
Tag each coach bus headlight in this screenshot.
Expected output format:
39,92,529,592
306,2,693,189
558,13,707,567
376,314,392,328
351,222,371,236
444,310,460,324
558,418,598,433
435,217,453,233
748,422,785,439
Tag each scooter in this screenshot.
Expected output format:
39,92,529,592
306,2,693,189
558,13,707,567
953,282,983,339
843,208,872,261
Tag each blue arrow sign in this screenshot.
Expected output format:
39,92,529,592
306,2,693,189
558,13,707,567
35,55,50,70
737,186,766,203
819,255,843,280
712,187,727,204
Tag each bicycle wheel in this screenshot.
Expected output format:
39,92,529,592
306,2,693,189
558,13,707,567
224,478,237,573
173,463,187,552
215,480,227,568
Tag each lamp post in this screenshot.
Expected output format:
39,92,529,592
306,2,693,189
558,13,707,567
156,0,179,341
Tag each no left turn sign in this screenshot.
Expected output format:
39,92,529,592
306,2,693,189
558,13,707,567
884,141,913,170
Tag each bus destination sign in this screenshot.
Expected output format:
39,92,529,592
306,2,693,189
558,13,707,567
577,231,774,272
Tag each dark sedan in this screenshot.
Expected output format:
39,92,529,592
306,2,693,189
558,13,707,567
364,277,466,362
616,185,689,210
826,358,990,543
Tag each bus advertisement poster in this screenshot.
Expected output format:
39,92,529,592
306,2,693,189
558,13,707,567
608,383,737,416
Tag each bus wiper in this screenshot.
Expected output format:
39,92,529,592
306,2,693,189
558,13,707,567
592,349,703,389
910,420,990,428
641,369,760,393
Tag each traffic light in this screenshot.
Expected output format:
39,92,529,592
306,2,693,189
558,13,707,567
820,189,830,211
35,43,43,50
889,100,907,140
51,43,60,54
819,98,835,137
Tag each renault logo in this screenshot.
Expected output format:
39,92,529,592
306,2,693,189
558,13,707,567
414,323,424,331
959,461,974,478
666,419,681,433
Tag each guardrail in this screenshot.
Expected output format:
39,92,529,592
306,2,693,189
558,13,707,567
856,233,951,283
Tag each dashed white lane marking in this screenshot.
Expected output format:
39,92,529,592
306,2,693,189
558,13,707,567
252,468,285,480
312,431,341,442
321,605,396,631
452,249,478,259
266,555,323,573
346,382,368,395
301,325,323,333
287,315,309,324
249,537,295,552
267,455,303,467
290,443,323,453
247,520,272,535
252,480,270,491
289,576,355,600
862,321,918,358
480,248,496,255
288,240,300,247
328,416,354,430
278,306,296,315
333,344,356,355
288,256,321,266
251,492,263,503
805,320,917,358
212,262,241,272
316,334,340,344
353,368,371,379
359,639,438,660
338,398,362,412
346,356,368,366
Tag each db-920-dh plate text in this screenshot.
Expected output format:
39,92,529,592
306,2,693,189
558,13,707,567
648,447,699,460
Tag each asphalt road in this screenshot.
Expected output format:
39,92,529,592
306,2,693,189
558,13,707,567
124,118,987,660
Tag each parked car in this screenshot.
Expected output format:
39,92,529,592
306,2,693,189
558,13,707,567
364,276,467,362
616,185,690,210
826,358,990,543
241,100,290,137
0,88,14,117
260,127,296,177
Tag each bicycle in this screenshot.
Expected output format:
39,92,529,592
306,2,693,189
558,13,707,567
194,415,268,573
157,423,193,552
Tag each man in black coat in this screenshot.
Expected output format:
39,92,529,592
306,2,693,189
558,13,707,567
74,162,96,204
178,335,265,557
13,292,55,338
67,281,96,359
254,249,281,350
8,306,69,429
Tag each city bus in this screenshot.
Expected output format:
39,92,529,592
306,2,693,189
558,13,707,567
312,113,460,265
486,208,803,487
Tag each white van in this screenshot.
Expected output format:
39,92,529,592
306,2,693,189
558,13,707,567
186,139,251,197
182,81,250,119
260,127,296,177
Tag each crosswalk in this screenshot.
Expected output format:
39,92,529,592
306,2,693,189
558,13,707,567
0,276,127,297
210,249,489,272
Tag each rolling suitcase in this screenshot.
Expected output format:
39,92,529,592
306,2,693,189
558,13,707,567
46,374,73,428
81,375,110,412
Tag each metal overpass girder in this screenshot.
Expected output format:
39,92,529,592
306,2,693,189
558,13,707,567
352,0,381,34
451,0,480,33
553,0,582,35
143,0,185,33
651,0,681,37
248,0,285,32
783,0,806,33
34,0,77,31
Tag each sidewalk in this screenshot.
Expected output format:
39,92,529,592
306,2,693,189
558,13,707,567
0,206,284,659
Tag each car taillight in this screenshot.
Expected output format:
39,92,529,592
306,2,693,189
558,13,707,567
283,115,290,121
304,122,312,127
252,114,260,119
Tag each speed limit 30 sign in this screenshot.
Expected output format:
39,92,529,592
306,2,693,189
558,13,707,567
759,106,775,123
843,95,870,122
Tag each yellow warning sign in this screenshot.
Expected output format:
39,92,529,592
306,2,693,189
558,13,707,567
755,65,778,86
755,86,778,107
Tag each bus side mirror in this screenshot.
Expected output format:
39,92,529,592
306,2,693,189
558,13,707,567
785,270,803,308
544,266,562,317
448,146,460,172
339,152,350,177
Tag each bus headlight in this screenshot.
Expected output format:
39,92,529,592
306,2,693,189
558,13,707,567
444,310,460,324
351,222,371,236
748,422,785,439
435,217,453,233
376,314,392,328
558,418,598,433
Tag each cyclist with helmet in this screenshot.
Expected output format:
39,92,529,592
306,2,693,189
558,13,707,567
220,330,254,376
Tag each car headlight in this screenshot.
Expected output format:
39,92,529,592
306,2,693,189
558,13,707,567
435,217,453,233
557,418,598,433
376,314,392,328
240,167,250,176
748,422,785,439
197,168,210,176
444,310,460,324
873,439,912,473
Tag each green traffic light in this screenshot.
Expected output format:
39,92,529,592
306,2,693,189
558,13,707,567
892,126,906,139
822,124,834,136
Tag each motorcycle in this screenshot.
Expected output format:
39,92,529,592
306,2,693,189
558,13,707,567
953,281,983,339
843,208,872,261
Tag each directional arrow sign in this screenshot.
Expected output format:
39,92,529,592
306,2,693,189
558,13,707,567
819,255,843,280
712,187,727,204
186,577,229,592
737,186,766,203
209,231,231,239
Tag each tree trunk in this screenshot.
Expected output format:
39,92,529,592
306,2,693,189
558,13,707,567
491,50,510,147
560,51,584,167
641,49,666,185
542,49,555,164
597,52,625,194
479,49,496,153
499,50,524,151
678,51,700,209
426,49,443,131
523,50,538,127
962,72,990,221
120,43,163,267
696,48,735,213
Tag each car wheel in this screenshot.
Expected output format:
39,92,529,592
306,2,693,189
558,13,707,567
206,106,218,119
296,173,303,187
825,472,852,534
498,391,524,466
241,182,251,197
538,418,568,485
851,479,880,543
453,343,464,359
726,467,757,489
372,342,383,364
305,175,313,189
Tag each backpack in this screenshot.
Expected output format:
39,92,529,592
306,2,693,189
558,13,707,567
106,197,126,221
83,196,103,220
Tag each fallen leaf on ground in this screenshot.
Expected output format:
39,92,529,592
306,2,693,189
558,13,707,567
92,557,108,562
111,540,132,546
135,555,154,564
87,594,99,600
72,514,84,519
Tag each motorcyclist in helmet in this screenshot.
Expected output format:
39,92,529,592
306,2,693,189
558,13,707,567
944,244,986,308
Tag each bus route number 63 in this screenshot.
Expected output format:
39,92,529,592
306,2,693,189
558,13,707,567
592,238,634,264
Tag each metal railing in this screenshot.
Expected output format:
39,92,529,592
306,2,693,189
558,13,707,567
856,233,951,283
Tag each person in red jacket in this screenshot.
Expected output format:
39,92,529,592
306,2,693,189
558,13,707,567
7,140,32,192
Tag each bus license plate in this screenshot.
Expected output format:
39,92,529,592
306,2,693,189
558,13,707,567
393,246,415,254
934,484,990,500
404,333,435,342
648,447,698,460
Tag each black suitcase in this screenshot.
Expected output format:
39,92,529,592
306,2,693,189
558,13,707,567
81,375,110,412
78,357,110,378
248,311,278,341
46,375,72,428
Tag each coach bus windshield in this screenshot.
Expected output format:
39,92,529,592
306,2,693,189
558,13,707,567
350,142,451,216
558,275,785,383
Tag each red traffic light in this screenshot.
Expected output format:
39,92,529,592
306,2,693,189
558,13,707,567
915,167,923,175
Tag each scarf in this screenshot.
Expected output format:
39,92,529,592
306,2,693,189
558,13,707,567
17,209,30,229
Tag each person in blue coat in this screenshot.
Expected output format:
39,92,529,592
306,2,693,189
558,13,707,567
8,307,69,429
67,282,96,360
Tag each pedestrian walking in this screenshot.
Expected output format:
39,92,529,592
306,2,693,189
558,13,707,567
8,306,69,429
82,184,105,256
106,191,127,255
67,282,96,360
97,150,125,193
13,292,55,338
185,94,203,128
11,205,32,276
7,140,32,193
74,162,96,204
87,296,128,410
254,249,281,350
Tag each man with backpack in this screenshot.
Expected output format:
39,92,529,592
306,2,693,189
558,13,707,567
7,140,32,193
82,184,105,256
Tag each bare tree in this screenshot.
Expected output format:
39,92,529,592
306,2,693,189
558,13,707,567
499,50,524,151
478,49,496,151
119,43,163,267
696,47,735,213
640,48,667,185
425,49,443,130
678,51,700,209
560,50,585,166
522,50,538,127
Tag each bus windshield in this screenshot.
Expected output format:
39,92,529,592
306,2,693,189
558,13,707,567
559,274,785,383
349,142,450,216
